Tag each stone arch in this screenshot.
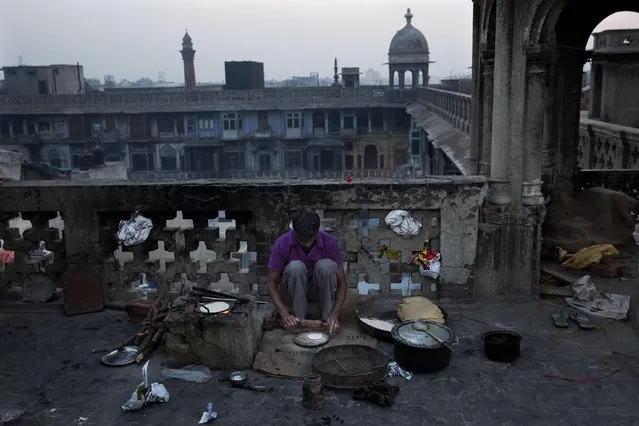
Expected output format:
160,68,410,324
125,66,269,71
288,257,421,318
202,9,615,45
481,0,497,49
363,144,378,169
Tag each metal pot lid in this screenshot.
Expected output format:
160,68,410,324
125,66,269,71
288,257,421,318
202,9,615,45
391,320,454,349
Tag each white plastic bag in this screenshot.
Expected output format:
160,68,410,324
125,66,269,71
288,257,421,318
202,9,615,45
121,361,170,412
160,365,213,384
198,402,218,424
384,210,422,237
418,253,442,279
116,212,153,247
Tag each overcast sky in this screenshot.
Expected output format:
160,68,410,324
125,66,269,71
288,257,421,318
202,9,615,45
1,0,638,83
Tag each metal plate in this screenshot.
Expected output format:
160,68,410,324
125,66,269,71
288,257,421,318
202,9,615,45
101,346,139,366
391,320,454,349
311,345,388,390
294,331,330,348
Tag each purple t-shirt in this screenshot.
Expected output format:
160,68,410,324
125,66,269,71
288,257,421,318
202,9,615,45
268,230,343,277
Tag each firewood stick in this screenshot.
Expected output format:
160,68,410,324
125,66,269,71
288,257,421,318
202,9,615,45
90,332,138,354
136,327,164,363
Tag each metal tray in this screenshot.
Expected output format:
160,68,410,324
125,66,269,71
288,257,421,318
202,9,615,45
101,346,139,366
311,344,389,390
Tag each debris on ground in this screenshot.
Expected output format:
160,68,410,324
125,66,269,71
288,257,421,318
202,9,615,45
560,244,619,269
116,211,153,247
384,209,422,236
388,362,413,380
198,402,217,424
121,361,170,412
0,406,24,423
565,275,630,320
352,381,400,407
161,365,214,384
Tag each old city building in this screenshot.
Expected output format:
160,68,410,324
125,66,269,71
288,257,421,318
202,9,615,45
0,14,450,181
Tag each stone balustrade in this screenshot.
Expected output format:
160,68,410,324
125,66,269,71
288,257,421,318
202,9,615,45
578,118,639,170
0,178,487,304
127,169,394,181
0,86,402,114
417,87,472,134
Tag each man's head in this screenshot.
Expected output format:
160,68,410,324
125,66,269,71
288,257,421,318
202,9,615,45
292,210,320,249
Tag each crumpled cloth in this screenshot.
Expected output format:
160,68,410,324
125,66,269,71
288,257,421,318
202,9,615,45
565,275,630,320
384,210,422,236
116,212,153,247
352,381,400,407
0,239,15,271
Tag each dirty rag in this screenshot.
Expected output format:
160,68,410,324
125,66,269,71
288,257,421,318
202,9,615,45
116,212,153,247
384,210,422,237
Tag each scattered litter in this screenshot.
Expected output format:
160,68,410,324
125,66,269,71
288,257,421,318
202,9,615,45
161,365,213,384
49,408,57,413
410,242,441,279
565,275,630,320
28,241,54,271
121,361,170,412
116,211,153,247
388,362,413,380
78,417,88,423
384,210,422,236
560,244,619,269
198,402,217,424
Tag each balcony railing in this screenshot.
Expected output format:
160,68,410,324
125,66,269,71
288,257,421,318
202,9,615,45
0,87,401,114
417,87,472,134
577,118,639,170
0,178,487,306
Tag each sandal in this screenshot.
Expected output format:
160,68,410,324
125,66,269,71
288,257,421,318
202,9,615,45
569,311,595,330
551,310,570,328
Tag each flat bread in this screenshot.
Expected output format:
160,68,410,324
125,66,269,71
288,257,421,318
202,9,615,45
397,296,444,323
198,301,231,314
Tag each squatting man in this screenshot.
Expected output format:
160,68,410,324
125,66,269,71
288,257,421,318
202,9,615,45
267,210,347,334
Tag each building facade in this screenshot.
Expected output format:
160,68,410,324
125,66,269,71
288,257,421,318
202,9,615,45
0,10,449,180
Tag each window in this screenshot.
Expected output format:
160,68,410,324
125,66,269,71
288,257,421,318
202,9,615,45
54,121,66,136
285,151,302,169
223,113,241,131
258,111,269,131
345,155,354,169
38,80,48,94
286,112,302,129
131,153,154,171
198,119,214,130
395,148,408,166
37,121,51,132
343,115,354,129
186,118,196,134
160,146,178,170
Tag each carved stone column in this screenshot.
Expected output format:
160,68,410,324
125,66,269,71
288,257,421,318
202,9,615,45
469,0,482,174
489,0,513,194
522,45,550,206
479,50,495,177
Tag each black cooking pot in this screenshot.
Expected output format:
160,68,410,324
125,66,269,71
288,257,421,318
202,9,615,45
391,320,454,374
482,331,522,362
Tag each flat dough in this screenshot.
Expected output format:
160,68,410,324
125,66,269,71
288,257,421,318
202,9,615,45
198,301,231,314
397,296,444,323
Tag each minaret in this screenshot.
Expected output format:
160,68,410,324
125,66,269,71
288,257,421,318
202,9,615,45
333,57,340,87
180,30,196,90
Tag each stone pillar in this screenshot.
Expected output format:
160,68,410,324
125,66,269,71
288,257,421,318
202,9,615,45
521,46,549,206
8,121,14,139
398,71,405,90
324,112,329,134
489,0,513,195
367,111,372,133
175,146,182,171
339,110,344,130
383,112,388,132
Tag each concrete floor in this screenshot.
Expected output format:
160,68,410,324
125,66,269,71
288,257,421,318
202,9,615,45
2,297,639,425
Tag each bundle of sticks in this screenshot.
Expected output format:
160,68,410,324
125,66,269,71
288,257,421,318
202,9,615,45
91,290,171,363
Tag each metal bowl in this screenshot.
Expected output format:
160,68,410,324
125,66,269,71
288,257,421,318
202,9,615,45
229,371,247,387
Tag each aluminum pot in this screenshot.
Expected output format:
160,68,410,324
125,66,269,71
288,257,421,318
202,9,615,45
391,320,454,374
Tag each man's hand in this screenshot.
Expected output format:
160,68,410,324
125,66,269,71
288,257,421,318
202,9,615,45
281,312,298,329
325,313,341,335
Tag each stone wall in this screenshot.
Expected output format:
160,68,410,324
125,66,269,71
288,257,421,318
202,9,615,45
0,178,487,303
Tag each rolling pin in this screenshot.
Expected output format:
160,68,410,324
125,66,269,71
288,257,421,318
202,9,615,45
296,318,325,329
